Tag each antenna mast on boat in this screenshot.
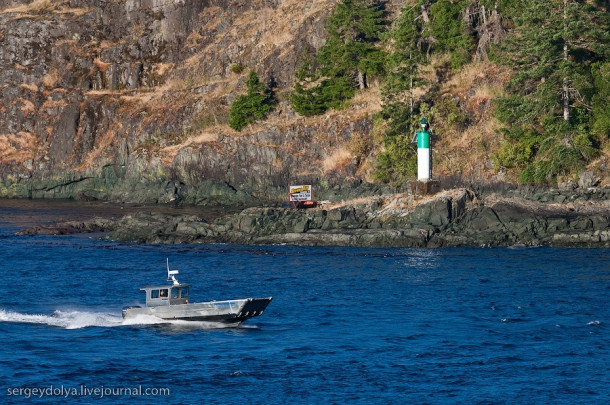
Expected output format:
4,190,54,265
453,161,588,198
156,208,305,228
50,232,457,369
166,258,180,285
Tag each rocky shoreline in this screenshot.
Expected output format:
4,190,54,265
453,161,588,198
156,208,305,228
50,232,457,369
16,186,610,248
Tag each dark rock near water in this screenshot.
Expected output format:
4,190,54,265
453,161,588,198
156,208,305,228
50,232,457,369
16,187,610,248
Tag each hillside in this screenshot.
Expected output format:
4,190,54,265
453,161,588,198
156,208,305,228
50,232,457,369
0,0,608,206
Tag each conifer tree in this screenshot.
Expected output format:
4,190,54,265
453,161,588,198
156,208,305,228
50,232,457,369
229,71,275,131
290,0,386,116
381,1,429,135
375,2,427,182
375,0,481,182
494,0,610,183
591,62,610,137
429,0,474,69
318,0,385,88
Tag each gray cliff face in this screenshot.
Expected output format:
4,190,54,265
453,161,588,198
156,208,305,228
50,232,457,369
1,0,363,204
1,0,206,177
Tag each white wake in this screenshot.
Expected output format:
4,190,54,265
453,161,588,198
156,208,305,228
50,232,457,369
0,309,123,329
0,309,237,330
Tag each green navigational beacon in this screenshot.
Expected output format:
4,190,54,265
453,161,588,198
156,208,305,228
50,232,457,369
414,117,431,181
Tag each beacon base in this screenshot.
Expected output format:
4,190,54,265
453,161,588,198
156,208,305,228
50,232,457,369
407,180,440,196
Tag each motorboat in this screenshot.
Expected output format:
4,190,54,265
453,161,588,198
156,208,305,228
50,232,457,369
122,260,272,324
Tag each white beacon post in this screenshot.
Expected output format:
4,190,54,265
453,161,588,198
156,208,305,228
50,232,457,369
416,117,431,181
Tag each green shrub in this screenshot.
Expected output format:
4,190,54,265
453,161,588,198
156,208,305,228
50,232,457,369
374,135,417,184
229,71,275,131
435,96,467,130
290,77,355,117
230,64,245,74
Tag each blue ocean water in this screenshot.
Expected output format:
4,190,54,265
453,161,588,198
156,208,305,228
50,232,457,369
0,204,609,403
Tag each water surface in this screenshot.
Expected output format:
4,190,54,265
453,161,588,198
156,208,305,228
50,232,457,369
0,204,608,403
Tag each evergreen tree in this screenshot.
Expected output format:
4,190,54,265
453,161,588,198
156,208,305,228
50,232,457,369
494,0,610,183
229,71,275,131
375,1,427,182
429,0,474,69
591,61,610,138
318,0,386,88
290,0,386,116
375,0,480,183
290,50,356,116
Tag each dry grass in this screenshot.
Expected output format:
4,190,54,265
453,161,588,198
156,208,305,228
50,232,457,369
2,0,51,14
1,0,77,18
154,63,173,78
99,40,115,50
55,6,90,17
93,58,112,73
258,0,329,47
41,97,69,110
119,92,155,106
322,147,352,172
446,61,491,89
1,0,88,16
0,132,35,162
18,99,36,115
180,0,330,78
435,116,503,178
587,141,610,187
473,83,501,100
322,195,384,210
159,130,222,162
350,86,382,114
85,90,118,96
42,68,60,88
187,131,220,144
76,128,118,170
446,61,508,100
20,83,38,92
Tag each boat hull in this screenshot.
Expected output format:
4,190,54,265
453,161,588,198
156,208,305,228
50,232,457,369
122,297,272,324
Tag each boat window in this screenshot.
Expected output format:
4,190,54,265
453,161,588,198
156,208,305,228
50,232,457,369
171,288,179,299
151,289,159,299
180,287,189,298
159,289,168,298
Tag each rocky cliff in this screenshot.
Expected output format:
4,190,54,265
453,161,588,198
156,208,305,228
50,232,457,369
2,0,398,205
1,0,608,212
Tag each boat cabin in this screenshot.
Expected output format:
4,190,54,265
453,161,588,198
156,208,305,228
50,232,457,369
140,284,189,307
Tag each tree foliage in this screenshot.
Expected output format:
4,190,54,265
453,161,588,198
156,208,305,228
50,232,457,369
318,0,386,81
375,2,427,181
229,71,275,131
288,0,610,185
591,61,610,137
429,0,474,69
377,0,476,182
381,3,424,135
493,0,610,183
290,0,386,116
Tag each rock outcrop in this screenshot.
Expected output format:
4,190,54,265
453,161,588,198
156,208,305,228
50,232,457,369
1,0,608,236
18,187,610,248
1,0,389,205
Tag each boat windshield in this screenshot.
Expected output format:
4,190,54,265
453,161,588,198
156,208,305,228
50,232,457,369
180,287,189,298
